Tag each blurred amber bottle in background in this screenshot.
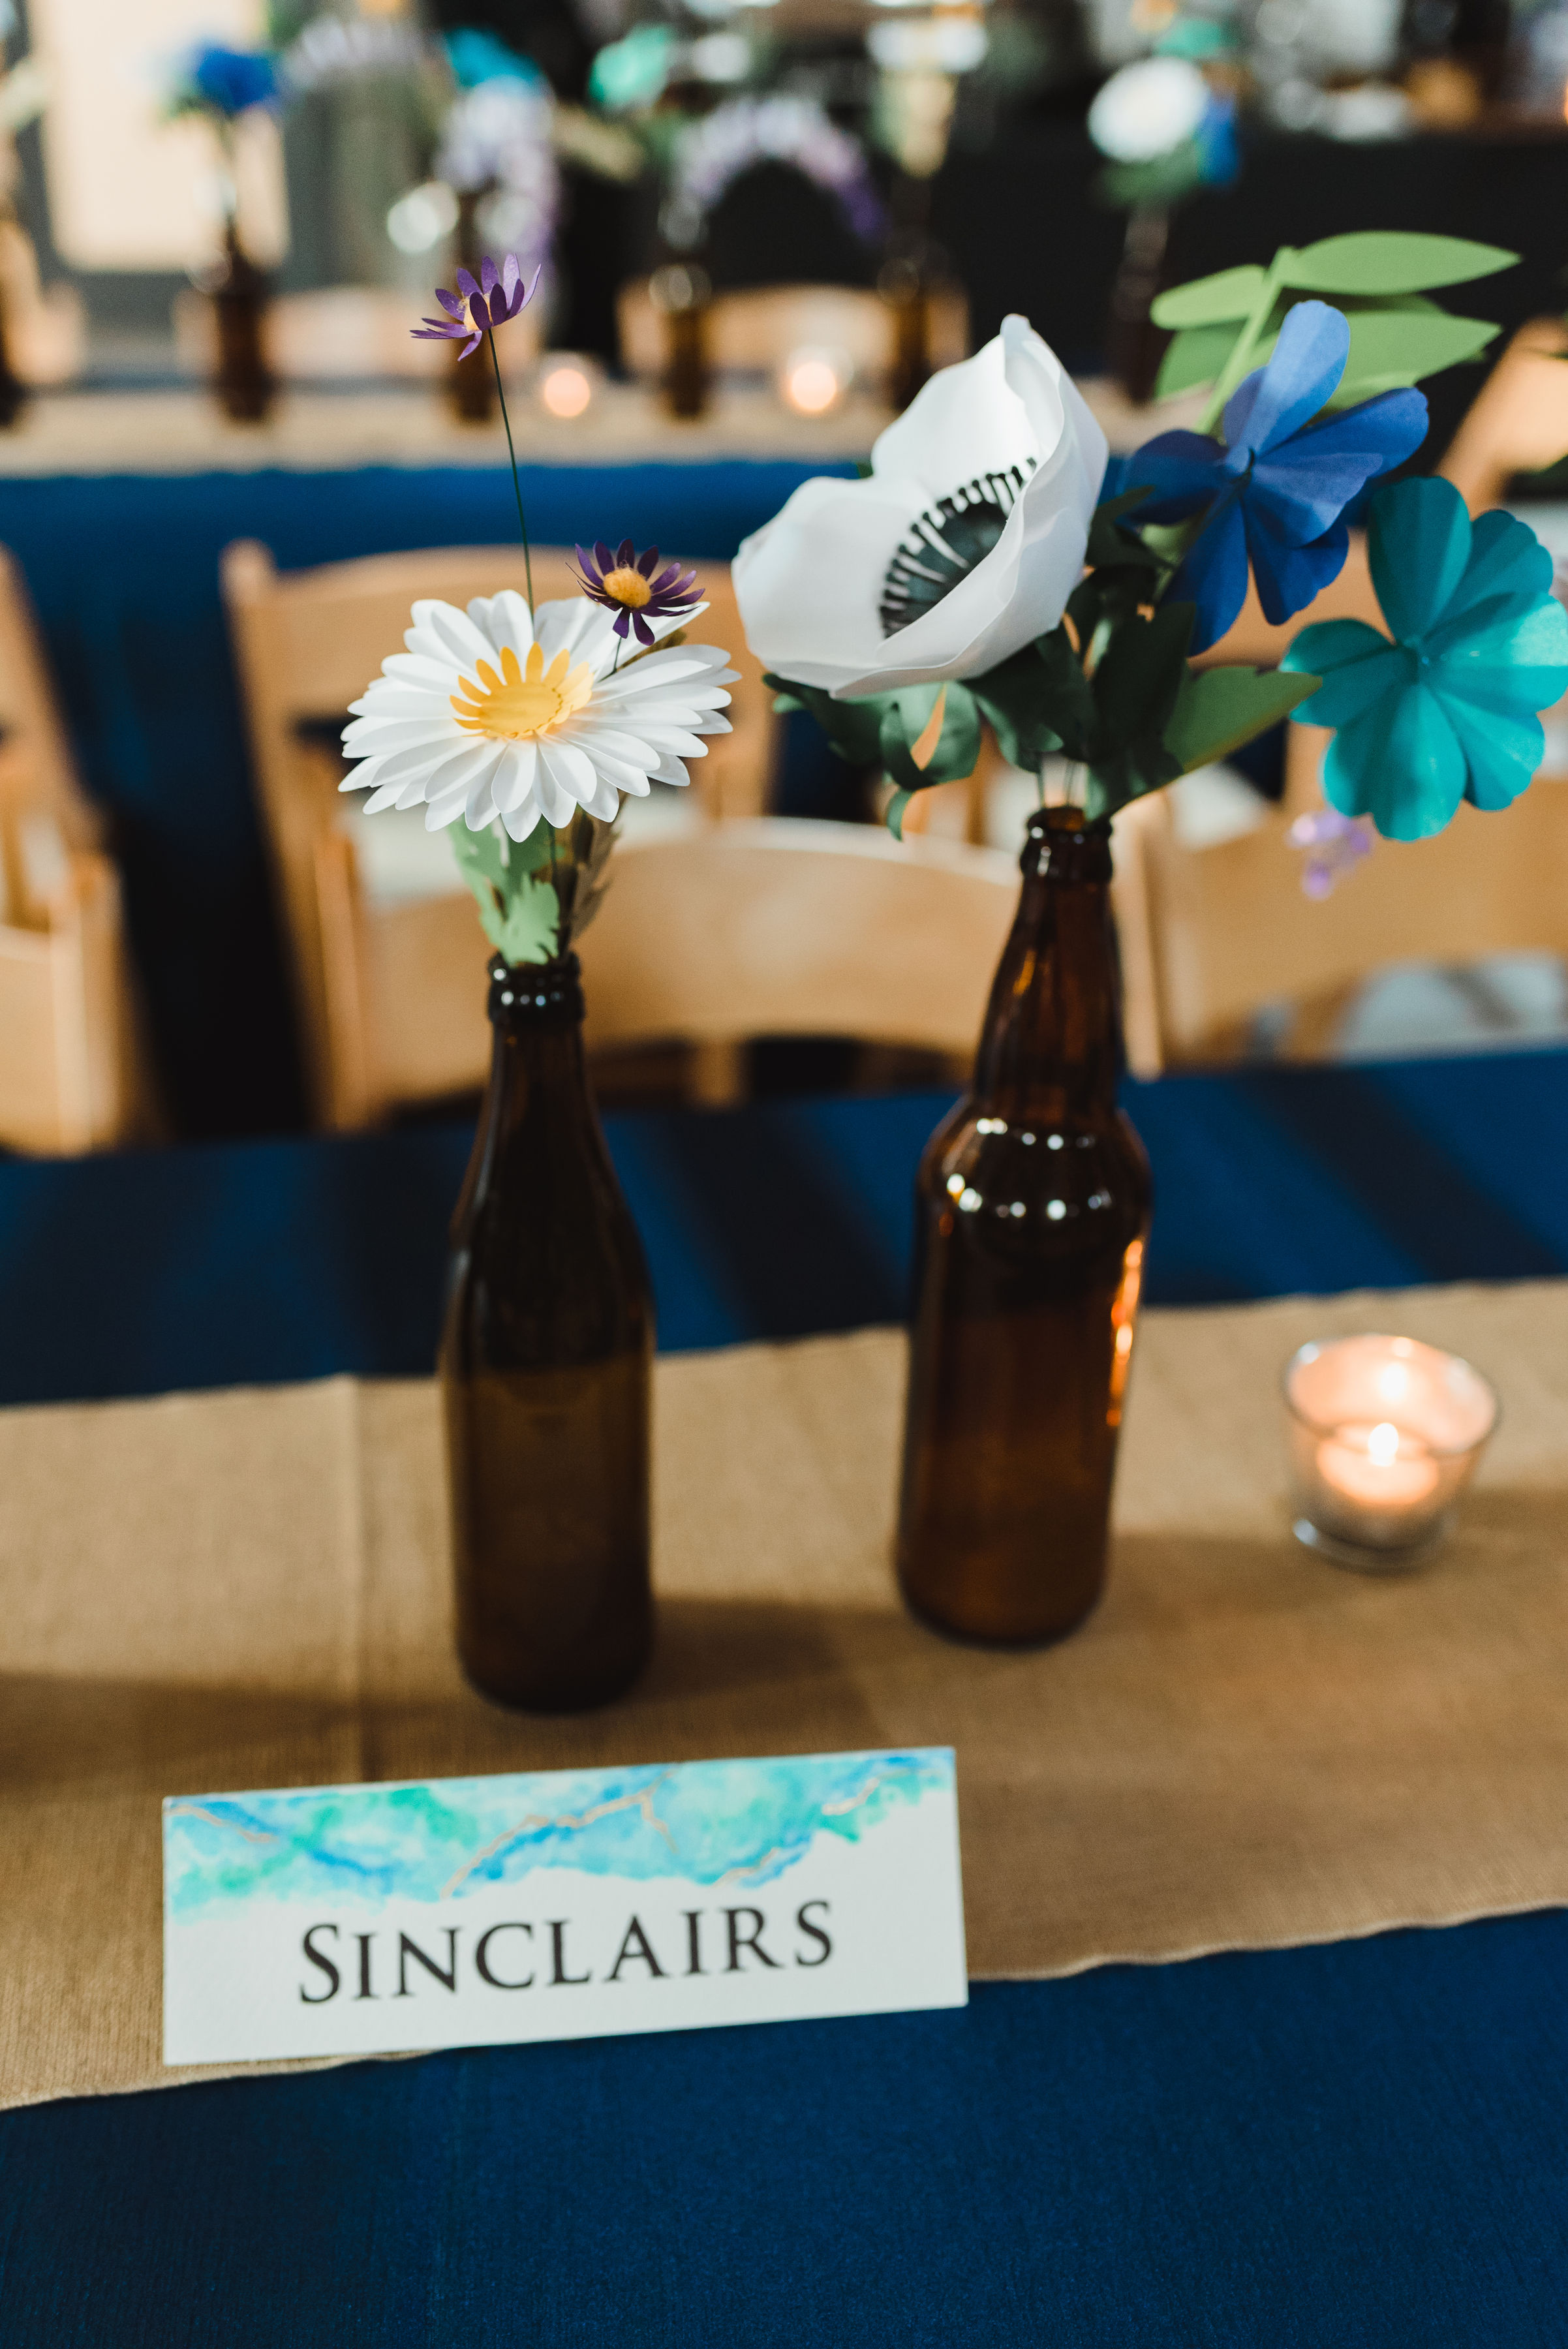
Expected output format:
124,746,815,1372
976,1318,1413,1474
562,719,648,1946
896,807,1152,1645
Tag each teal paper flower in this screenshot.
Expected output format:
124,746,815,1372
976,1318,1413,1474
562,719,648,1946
1282,476,1568,841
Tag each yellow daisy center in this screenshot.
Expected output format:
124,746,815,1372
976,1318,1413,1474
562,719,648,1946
450,641,594,741
601,564,653,609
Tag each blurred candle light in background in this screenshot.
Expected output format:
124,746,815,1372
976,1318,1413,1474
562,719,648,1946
535,354,598,418
1282,1333,1498,1571
778,344,852,416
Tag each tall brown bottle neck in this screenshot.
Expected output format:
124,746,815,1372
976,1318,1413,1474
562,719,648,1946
971,808,1123,1121
463,953,606,1201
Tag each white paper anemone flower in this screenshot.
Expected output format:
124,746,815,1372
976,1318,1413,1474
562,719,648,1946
341,591,735,840
1087,57,1210,163
731,316,1107,699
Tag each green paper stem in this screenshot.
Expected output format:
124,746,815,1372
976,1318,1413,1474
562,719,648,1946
1196,248,1290,435
489,328,534,613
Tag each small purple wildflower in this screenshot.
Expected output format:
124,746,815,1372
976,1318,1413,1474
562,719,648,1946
1287,805,1374,900
412,253,538,360
574,540,702,647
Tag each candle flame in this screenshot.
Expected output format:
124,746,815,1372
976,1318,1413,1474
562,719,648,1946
1367,1421,1400,1466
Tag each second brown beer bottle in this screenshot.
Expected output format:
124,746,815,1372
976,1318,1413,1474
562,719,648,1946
896,805,1152,1646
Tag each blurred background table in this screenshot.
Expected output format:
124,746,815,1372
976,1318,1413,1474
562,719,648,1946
1,1043,1566,2342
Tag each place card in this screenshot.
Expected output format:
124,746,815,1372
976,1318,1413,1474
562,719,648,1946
162,1747,966,2065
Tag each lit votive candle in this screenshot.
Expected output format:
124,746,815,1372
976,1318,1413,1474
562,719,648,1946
1282,1334,1498,1573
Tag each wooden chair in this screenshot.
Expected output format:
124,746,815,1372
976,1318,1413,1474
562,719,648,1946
1439,318,1568,515
222,539,782,1126
0,544,101,856
1112,706,1568,1073
0,810,146,1152
0,547,153,1150
577,818,1017,1066
617,279,969,392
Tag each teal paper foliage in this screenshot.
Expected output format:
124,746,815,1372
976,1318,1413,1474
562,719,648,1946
1283,477,1568,842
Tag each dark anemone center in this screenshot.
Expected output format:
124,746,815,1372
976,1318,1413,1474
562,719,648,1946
879,465,1033,638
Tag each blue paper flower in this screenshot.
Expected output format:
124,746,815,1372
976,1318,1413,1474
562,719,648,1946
1128,301,1427,652
187,44,277,117
1281,476,1568,842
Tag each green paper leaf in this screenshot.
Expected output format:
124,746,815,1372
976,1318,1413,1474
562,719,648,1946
1084,602,1194,815
1151,265,1269,331
1086,487,1163,572
1284,232,1515,298
450,820,562,964
1154,321,1237,401
970,629,1086,770
1322,306,1499,408
885,786,913,840
491,876,562,965
762,673,890,766
1160,296,1499,414
1163,664,1321,776
878,681,983,792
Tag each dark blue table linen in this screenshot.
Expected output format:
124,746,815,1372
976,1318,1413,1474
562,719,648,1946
0,1052,1561,1407
1,1054,1565,2344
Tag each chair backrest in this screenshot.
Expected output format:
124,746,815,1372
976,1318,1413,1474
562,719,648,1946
223,538,778,1120
1439,319,1568,515
291,816,1022,1128
578,818,1017,1058
617,279,969,388
0,838,146,1152
1115,723,1568,1069
0,544,99,852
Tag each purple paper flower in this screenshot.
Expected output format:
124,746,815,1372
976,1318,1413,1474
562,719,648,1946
1126,301,1428,654
574,540,702,646
412,253,538,360
1287,805,1374,899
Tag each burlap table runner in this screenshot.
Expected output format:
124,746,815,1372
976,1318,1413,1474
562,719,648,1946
4,1280,1566,2111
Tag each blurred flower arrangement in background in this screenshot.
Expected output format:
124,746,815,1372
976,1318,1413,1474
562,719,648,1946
166,42,279,126
1088,50,1238,209
162,35,281,232
660,96,885,257
432,33,559,303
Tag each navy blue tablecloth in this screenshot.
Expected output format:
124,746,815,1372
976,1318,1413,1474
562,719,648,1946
1,1055,1566,2344
0,459,852,1135
0,1050,1561,1406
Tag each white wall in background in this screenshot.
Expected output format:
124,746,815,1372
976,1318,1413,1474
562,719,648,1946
30,0,288,269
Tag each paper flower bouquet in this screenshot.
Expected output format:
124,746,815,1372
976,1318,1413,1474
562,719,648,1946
734,232,1568,855
340,256,736,965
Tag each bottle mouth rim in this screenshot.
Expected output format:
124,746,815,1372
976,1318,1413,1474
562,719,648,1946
1026,806,1113,840
487,951,584,1026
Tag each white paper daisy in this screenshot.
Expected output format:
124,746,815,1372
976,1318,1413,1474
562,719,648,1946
341,589,737,842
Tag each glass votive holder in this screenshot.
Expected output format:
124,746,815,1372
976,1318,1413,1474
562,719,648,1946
1282,1333,1499,1573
